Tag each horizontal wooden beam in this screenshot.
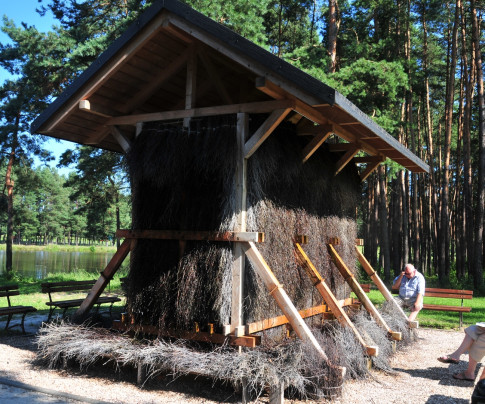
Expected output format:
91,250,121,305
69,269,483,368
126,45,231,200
79,100,113,118
106,99,295,126
116,229,264,242
112,320,260,348
245,299,357,334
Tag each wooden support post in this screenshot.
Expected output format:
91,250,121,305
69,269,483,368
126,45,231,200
242,242,332,362
355,246,418,328
327,244,401,341
184,51,197,128
230,113,248,335
137,362,146,386
294,243,378,356
73,239,131,322
269,381,285,404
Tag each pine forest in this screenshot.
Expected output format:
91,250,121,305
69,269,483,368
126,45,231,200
0,0,484,288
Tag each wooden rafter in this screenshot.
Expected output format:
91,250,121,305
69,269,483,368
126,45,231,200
116,229,264,242
355,246,418,328
198,50,233,104
327,244,401,341
294,242,378,356
106,99,295,126
301,124,333,163
244,108,292,158
334,144,360,176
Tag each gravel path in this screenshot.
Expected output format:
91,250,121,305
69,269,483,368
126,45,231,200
0,316,479,403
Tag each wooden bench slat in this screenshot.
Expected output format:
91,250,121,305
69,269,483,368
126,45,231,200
423,304,472,313
425,287,473,295
425,292,473,299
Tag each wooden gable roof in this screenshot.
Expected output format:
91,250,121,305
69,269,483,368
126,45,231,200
31,0,429,176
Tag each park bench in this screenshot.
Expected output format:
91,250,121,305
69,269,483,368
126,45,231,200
41,280,121,322
361,283,473,327
0,284,37,334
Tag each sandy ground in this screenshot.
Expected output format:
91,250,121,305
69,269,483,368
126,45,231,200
0,313,480,403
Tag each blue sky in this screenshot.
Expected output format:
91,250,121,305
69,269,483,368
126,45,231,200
1,0,75,176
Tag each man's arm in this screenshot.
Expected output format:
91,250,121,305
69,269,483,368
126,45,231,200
414,292,424,311
392,272,404,289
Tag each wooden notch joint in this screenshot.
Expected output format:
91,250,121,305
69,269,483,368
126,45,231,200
294,235,308,244
328,237,340,245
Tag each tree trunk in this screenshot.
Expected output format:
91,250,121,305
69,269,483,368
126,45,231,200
328,0,339,73
378,165,391,282
471,0,485,288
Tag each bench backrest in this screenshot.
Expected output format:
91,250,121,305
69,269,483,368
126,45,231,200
0,284,20,307
41,280,96,301
424,288,473,300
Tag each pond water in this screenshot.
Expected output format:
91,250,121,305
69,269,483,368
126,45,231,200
0,250,116,279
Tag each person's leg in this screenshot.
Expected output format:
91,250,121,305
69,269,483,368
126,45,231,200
447,333,475,361
460,356,479,380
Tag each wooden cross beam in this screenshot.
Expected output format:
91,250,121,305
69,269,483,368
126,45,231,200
115,229,264,242
301,124,333,163
327,244,402,340
294,242,378,356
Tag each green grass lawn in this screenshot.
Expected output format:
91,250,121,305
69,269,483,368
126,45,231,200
360,289,484,329
1,270,483,330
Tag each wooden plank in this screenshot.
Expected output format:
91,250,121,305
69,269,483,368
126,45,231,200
359,160,383,182
245,299,356,334
112,321,260,348
110,126,132,153
244,108,292,159
183,49,197,127
327,244,401,341
301,125,332,163
334,144,360,176
294,243,379,355
355,246,417,328
422,304,472,312
116,229,264,242
73,239,131,322
242,242,330,362
424,292,473,299
230,113,248,334
78,100,113,118
198,50,233,104
425,288,473,296
106,99,295,126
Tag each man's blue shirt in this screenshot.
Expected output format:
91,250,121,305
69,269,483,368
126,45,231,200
394,271,425,302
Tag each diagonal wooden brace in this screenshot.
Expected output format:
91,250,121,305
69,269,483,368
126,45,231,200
242,242,332,362
328,244,401,340
73,239,132,323
294,243,378,356
355,246,418,329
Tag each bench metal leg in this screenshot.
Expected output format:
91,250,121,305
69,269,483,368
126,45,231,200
5,313,13,330
20,312,28,334
460,312,463,328
47,307,55,322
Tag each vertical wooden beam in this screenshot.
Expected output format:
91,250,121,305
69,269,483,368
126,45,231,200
230,113,249,335
183,51,197,128
73,239,131,322
355,246,418,328
243,242,330,361
294,243,378,356
327,244,401,340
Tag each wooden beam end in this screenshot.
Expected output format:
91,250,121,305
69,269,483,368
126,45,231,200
328,237,341,245
355,238,364,246
366,345,379,357
294,235,308,244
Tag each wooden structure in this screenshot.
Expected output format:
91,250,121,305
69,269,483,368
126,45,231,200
31,0,429,399
0,284,37,334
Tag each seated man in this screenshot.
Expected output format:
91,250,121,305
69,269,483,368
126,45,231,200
392,263,425,321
